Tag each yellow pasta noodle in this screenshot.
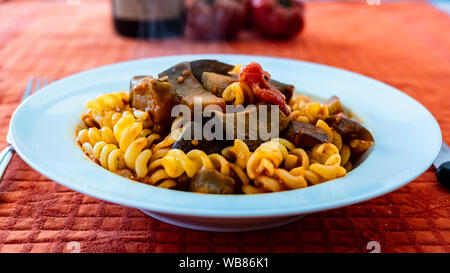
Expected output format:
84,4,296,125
222,82,246,106
308,143,347,180
305,102,329,123
85,92,128,113
124,137,152,178
246,139,291,179
221,139,252,169
275,168,307,190
288,110,310,123
209,153,231,176
284,149,308,171
161,149,214,178
113,112,143,151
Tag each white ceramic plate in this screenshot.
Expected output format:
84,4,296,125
10,54,442,232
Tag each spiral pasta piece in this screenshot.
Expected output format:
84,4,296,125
133,109,153,128
77,126,117,147
311,143,340,164
288,166,322,185
77,89,366,194
309,143,346,180
145,129,179,185
288,110,310,123
124,137,153,178
246,139,292,179
222,82,254,105
255,176,280,192
161,149,214,178
141,135,179,188
316,119,342,151
340,144,351,166
275,168,308,189
309,163,346,180
222,139,252,169
113,112,143,151
242,184,266,194
86,141,124,172
85,92,128,113
209,153,231,176
283,148,309,170
94,111,123,129
222,82,245,106
350,139,372,154
228,64,242,75
316,119,333,142
289,95,310,110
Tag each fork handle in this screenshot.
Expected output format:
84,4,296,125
0,145,14,181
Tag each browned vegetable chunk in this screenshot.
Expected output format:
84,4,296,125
190,59,235,81
130,77,179,135
325,96,344,115
129,75,148,94
190,167,235,194
282,121,330,148
325,116,374,142
159,62,226,111
201,72,238,96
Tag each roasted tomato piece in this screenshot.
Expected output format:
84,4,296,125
239,62,290,115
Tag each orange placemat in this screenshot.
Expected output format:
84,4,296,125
0,0,449,253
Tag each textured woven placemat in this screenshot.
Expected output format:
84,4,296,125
0,0,449,253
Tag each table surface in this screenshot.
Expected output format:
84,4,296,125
0,0,449,253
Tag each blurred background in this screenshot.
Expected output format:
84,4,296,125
0,0,448,73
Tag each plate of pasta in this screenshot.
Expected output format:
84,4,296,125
9,55,441,231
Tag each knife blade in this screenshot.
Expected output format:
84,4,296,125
434,142,450,188
434,142,450,169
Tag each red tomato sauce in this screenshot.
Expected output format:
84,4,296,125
239,62,290,116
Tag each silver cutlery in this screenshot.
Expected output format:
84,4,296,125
0,77,51,181
434,142,450,188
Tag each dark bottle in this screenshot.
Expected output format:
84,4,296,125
111,0,185,39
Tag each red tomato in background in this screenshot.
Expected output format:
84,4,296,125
251,0,305,39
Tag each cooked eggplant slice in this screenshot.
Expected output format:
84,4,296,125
270,79,294,103
158,61,226,111
190,166,235,194
213,104,289,150
189,59,235,82
282,121,330,148
325,96,344,115
172,121,232,154
201,72,238,97
325,116,374,142
129,77,179,135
